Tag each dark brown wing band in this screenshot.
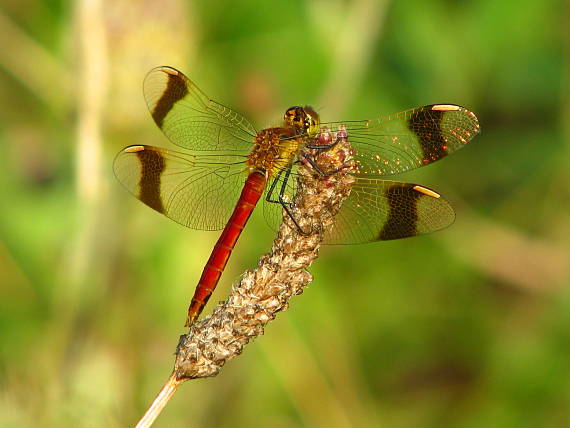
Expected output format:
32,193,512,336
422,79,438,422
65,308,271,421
151,69,189,128
378,183,422,240
133,147,166,213
408,106,448,163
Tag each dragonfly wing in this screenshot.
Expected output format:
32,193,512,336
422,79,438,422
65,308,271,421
143,66,257,151
114,145,248,230
326,104,480,176
324,179,455,244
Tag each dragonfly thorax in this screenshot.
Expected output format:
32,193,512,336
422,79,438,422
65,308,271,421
284,105,320,138
247,127,300,177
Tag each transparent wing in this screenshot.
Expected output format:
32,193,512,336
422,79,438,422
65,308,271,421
263,172,454,245
143,66,257,151
322,104,480,176
114,145,249,230
324,179,455,244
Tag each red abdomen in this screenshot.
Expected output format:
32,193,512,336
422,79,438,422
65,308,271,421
185,171,267,326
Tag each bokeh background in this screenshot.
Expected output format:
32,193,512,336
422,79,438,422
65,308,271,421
1,0,569,427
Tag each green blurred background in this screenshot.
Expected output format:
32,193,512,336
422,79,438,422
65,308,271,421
1,0,569,427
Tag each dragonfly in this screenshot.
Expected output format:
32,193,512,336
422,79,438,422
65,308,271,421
114,66,480,327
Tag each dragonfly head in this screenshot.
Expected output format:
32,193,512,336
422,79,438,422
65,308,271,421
284,106,320,138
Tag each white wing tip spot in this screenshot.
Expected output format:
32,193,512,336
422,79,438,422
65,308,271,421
124,145,145,153
413,185,441,198
161,67,179,76
432,104,460,111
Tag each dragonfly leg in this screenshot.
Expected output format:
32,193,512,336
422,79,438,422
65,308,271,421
305,134,343,150
280,198,312,236
265,168,285,204
266,167,312,235
280,166,313,235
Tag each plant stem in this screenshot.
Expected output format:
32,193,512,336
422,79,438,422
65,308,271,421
135,373,182,428
134,127,353,426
